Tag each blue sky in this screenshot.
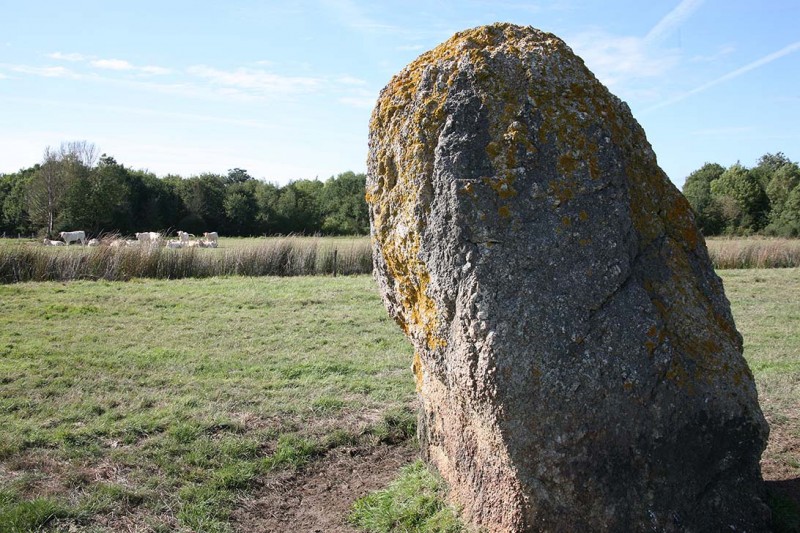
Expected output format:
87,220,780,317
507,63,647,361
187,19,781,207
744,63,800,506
1,0,798,186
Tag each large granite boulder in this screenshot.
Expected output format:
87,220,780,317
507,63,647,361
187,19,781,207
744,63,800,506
366,23,770,532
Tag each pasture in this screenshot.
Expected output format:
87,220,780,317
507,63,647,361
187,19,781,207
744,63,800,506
0,269,797,531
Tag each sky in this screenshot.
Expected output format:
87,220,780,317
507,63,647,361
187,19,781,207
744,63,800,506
0,1,798,187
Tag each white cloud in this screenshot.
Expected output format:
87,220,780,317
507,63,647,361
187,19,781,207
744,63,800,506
7,65,79,78
569,32,678,88
187,65,322,94
139,65,171,75
568,0,705,92
48,52,87,62
91,59,134,71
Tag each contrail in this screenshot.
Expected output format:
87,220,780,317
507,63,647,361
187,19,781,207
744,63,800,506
645,0,704,44
644,41,800,113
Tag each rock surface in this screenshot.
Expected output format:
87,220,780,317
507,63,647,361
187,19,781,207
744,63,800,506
366,23,770,532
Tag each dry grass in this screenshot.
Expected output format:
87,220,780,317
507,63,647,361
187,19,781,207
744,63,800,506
0,237,373,283
707,237,800,269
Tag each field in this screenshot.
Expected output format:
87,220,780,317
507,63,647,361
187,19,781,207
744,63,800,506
0,269,798,531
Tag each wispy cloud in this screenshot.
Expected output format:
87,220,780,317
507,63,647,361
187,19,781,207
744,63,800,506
91,58,134,70
4,65,80,79
691,44,736,63
644,0,704,44
645,41,800,112
48,52,87,62
187,65,322,95
569,0,704,90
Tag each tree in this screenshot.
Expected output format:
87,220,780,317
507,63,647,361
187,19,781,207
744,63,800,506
61,155,129,234
176,174,226,234
225,168,253,185
223,181,259,235
275,179,324,234
709,163,769,233
765,163,800,230
0,168,36,234
320,171,369,234
682,163,725,235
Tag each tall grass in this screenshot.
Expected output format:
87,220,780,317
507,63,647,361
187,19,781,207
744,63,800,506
0,237,373,283
706,237,800,269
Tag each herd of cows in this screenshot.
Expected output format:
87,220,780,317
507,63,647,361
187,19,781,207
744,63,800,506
42,230,219,249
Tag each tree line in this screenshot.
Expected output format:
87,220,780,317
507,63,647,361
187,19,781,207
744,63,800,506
0,142,369,238
682,152,800,237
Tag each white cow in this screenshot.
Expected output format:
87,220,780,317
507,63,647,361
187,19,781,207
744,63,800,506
135,232,160,244
203,231,218,244
87,238,100,247
166,240,184,249
177,231,193,243
43,238,65,246
59,230,86,246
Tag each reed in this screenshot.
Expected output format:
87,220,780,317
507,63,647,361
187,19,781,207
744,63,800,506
706,237,800,269
0,237,374,283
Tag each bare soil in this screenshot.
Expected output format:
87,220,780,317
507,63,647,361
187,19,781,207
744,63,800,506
231,443,418,533
233,414,799,533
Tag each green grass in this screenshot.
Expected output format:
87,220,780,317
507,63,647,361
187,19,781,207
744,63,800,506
0,269,797,531
0,275,414,531
349,460,464,533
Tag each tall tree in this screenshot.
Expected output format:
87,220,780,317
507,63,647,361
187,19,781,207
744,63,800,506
682,163,725,235
710,163,769,233
62,155,129,234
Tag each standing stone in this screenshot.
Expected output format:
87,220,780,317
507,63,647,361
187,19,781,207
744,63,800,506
366,23,770,532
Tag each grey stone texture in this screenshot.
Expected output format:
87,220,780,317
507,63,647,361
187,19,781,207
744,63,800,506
366,23,770,532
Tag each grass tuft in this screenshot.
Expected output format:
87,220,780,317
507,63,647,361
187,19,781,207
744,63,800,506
0,489,69,533
349,460,464,533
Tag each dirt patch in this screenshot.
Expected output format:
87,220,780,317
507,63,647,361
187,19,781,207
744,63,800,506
232,443,418,533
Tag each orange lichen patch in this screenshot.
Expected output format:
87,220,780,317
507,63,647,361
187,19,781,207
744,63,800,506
663,194,700,250
561,216,571,227
558,153,579,176
499,205,511,218
462,182,477,197
548,180,574,205
483,175,518,200
579,210,589,222
578,238,591,247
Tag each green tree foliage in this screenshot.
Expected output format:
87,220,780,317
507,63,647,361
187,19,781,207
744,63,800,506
320,171,369,235
682,153,800,237
682,163,725,235
0,167,36,235
10,143,374,238
709,163,769,233
62,155,129,233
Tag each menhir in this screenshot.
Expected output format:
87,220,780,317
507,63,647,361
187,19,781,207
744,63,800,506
366,22,770,532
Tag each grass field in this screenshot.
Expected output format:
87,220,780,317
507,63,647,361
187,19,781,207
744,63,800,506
0,276,415,532
0,270,797,531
